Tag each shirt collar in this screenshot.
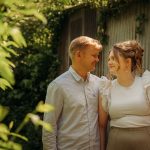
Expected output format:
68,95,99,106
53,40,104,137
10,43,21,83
69,66,90,82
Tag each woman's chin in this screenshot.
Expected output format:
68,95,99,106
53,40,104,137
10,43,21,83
109,70,116,76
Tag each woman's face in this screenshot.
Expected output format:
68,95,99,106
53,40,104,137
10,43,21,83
108,50,128,75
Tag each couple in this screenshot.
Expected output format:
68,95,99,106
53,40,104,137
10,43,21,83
42,36,150,150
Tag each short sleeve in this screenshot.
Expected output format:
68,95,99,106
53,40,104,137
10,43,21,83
142,70,150,103
142,70,150,88
99,76,111,112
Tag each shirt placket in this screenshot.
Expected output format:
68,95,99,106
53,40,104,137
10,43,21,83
83,81,94,150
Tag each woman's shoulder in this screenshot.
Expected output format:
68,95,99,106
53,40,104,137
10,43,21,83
141,70,150,88
99,76,111,88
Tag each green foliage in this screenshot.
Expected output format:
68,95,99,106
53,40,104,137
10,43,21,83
0,6,64,149
0,102,53,150
97,8,109,45
97,0,142,45
0,0,47,90
1,0,141,149
0,0,57,150
135,13,148,35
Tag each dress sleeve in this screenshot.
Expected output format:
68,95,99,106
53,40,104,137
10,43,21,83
99,76,111,112
142,70,150,104
142,70,150,88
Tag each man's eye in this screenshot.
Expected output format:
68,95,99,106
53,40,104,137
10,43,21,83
93,55,98,58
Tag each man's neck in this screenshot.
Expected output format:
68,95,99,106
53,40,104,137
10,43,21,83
71,65,88,80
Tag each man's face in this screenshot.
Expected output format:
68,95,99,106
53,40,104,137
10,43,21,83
80,46,100,72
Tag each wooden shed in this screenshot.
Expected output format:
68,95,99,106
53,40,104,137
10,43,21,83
102,0,150,75
58,1,150,76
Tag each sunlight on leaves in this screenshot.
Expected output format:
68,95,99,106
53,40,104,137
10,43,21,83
9,121,14,130
36,101,54,113
10,133,28,142
0,78,13,90
27,113,52,132
0,140,22,150
0,124,9,141
0,59,15,85
9,27,27,47
0,105,9,121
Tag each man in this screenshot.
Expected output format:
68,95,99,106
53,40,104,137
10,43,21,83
42,36,103,150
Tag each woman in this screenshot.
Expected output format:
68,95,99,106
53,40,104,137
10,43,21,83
99,40,150,150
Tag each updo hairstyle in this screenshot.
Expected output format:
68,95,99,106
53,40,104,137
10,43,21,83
112,40,144,75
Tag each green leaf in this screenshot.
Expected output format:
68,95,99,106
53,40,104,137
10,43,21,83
2,41,20,48
9,132,28,142
18,9,47,24
0,78,13,90
0,105,9,121
9,27,27,47
0,22,8,36
0,78,12,90
37,120,53,132
0,47,10,58
36,101,54,113
33,11,47,24
0,123,9,141
3,46,18,56
0,140,22,150
0,58,15,85
9,121,14,130
27,113,52,132
27,113,40,124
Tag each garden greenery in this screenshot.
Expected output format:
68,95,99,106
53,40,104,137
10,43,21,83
0,0,142,149
0,0,54,150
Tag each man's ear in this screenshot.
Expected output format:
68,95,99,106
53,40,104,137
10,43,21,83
76,50,81,58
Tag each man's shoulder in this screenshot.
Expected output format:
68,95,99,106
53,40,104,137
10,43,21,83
49,71,71,86
55,71,71,81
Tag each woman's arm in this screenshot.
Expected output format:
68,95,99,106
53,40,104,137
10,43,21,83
99,96,108,150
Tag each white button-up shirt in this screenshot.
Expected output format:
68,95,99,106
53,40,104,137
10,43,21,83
42,67,100,150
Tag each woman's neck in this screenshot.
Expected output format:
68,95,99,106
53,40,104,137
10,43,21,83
117,72,135,87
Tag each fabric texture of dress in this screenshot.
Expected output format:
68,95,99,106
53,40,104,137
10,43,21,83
99,70,150,150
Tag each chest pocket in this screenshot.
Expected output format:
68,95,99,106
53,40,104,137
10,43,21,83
84,86,98,113
64,86,86,110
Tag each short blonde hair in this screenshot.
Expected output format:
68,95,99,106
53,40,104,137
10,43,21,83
68,36,102,60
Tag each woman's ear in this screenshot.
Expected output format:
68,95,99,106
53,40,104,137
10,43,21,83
126,58,132,69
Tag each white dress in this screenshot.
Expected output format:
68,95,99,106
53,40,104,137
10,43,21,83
99,70,150,128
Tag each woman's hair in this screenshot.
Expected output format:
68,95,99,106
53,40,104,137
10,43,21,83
112,40,144,75
68,36,102,60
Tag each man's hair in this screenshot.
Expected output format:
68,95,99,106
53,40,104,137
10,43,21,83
68,36,102,60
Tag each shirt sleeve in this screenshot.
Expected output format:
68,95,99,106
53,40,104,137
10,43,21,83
42,81,64,150
142,70,150,88
142,70,150,105
99,76,111,112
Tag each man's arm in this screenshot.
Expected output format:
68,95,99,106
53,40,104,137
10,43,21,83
42,81,63,150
